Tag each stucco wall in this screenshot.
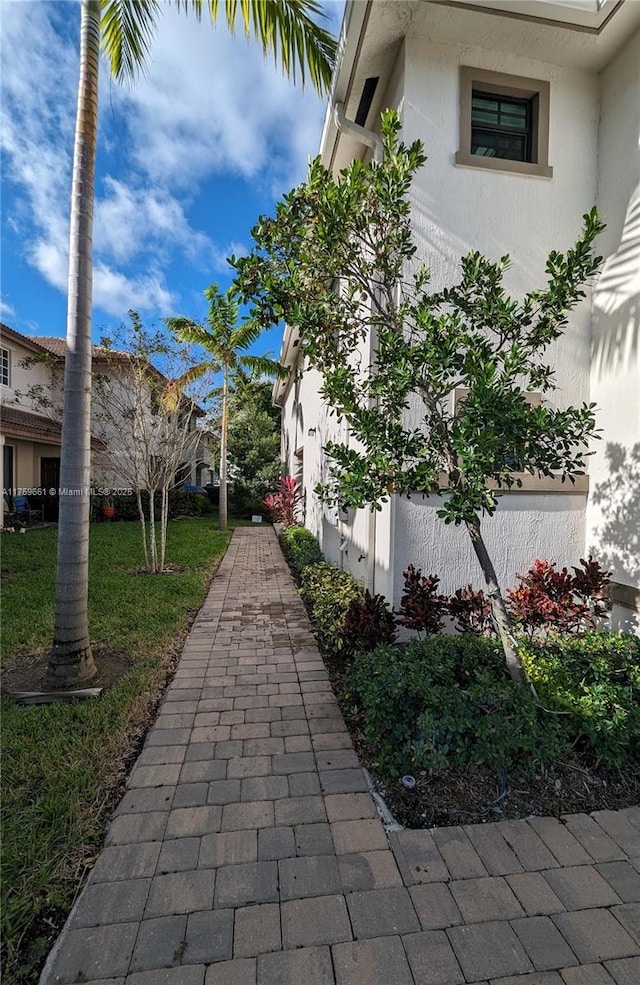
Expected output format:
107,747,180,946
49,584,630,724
586,29,640,612
281,348,389,591
402,35,598,409
393,490,586,605
0,338,62,416
5,438,59,491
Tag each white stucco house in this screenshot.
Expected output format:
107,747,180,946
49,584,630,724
275,0,640,630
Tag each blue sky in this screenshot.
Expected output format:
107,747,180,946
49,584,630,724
1,0,344,359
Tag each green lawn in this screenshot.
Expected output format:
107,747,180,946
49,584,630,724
0,518,232,984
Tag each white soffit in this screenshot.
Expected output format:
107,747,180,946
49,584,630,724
446,0,619,30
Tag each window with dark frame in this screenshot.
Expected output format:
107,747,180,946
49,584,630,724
471,90,534,163
0,347,10,387
456,67,552,178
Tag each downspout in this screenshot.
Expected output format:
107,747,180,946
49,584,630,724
334,102,384,163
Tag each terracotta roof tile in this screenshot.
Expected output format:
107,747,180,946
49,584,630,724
1,405,62,442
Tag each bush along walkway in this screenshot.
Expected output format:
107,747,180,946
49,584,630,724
41,527,640,985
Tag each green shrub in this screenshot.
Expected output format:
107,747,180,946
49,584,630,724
92,489,204,522
520,631,640,768
280,526,324,578
347,635,563,779
230,480,266,518
194,494,214,514
300,562,363,657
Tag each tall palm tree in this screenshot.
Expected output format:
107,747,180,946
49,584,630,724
167,284,288,531
46,0,336,687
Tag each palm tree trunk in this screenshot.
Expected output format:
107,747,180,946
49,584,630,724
45,0,100,687
464,515,526,684
219,368,229,532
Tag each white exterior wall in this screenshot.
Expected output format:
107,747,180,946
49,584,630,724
281,345,394,593
380,36,600,604
393,493,586,603
586,28,640,630
0,338,61,416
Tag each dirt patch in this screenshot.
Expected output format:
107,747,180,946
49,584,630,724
0,646,132,696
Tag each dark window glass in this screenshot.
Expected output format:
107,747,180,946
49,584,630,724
0,347,9,387
471,91,532,162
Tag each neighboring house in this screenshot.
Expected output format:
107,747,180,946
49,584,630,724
275,0,640,630
1,325,65,518
0,324,214,518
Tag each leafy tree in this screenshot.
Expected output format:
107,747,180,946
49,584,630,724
234,110,604,683
49,0,336,686
226,373,282,515
167,284,287,531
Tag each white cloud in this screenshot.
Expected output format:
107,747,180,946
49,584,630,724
109,7,325,192
93,264,175,316
0,1,329,323
0,299,16,319
94,177,208,265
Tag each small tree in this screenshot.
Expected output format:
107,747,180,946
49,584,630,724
93,314,206,572
234,111,604,683
227,374,282,515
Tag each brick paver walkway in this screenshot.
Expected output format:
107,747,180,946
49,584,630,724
41,527,640,985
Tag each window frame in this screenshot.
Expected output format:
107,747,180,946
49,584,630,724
456,67,553,178
0,347,11,387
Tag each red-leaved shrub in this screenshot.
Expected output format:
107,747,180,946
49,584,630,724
507,556,610,636
397,565,448,634
449,585,494,636
263,475,300,526
342,590,397,656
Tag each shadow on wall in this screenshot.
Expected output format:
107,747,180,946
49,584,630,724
589,442,640,587
592,184,640,380
611,607,640,635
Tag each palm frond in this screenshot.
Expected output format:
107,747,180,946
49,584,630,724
204,283,240,332
229,318,265,352
103,0,336,93
190,0,336,94
163,361,220,410
100,0,163,83
162,360,222,411
165,317,214,349
238,354,288,380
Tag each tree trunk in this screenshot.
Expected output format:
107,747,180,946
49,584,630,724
45,0,100,687
149,489,158,573
160,485,169,572
464,515,526,684
219,368,229,532
135,488,149,570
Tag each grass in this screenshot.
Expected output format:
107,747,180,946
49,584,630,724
0,518,233,984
